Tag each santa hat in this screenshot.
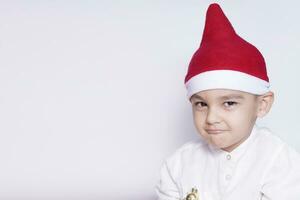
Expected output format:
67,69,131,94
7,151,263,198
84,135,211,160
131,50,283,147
185,3,270,99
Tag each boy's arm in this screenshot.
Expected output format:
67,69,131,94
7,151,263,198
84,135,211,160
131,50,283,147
155,161,181,200
261,144,300,200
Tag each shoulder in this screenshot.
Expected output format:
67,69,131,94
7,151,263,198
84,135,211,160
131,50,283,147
259,128,300,197
166,139,207,163
162,139,208,176
250,126,298,173
255,126,300,177
254,126,286,153
156,140,206,199
255,126,300,155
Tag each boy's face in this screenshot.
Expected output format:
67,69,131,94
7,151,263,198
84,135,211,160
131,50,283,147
190,89,265,152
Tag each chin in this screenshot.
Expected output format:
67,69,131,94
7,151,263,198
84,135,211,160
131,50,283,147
209,140,231,149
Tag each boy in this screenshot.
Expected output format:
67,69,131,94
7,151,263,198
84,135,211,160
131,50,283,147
156,3,300,200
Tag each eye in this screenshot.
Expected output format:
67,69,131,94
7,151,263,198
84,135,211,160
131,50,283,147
223,101,237,108
194,101,207,108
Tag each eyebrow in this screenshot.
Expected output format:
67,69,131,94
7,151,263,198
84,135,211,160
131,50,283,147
191,94,245,101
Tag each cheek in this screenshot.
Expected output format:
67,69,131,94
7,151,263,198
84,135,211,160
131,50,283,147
229,109,256,130
193,111,206,130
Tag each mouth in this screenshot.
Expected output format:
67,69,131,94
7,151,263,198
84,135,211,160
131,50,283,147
205,129,226,135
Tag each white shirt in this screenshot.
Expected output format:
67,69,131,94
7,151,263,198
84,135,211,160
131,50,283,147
156,126,300,200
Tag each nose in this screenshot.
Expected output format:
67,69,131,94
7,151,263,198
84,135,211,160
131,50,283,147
206,107,221,125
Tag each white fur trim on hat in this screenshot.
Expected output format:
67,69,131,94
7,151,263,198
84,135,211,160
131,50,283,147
185,70,270,99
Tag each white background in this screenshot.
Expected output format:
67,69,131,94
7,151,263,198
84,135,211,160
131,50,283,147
0,0,300,199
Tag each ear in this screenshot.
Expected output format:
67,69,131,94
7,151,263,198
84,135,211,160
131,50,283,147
257,91,274,118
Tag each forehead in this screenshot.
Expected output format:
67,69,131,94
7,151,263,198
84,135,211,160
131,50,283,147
190,89,256,101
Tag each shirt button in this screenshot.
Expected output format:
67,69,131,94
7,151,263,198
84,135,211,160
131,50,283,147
225,174,232,180
226,154,231,160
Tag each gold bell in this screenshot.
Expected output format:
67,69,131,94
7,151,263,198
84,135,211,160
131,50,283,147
185,188,199,200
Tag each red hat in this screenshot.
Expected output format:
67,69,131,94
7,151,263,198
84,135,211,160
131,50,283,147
185,3,270,99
